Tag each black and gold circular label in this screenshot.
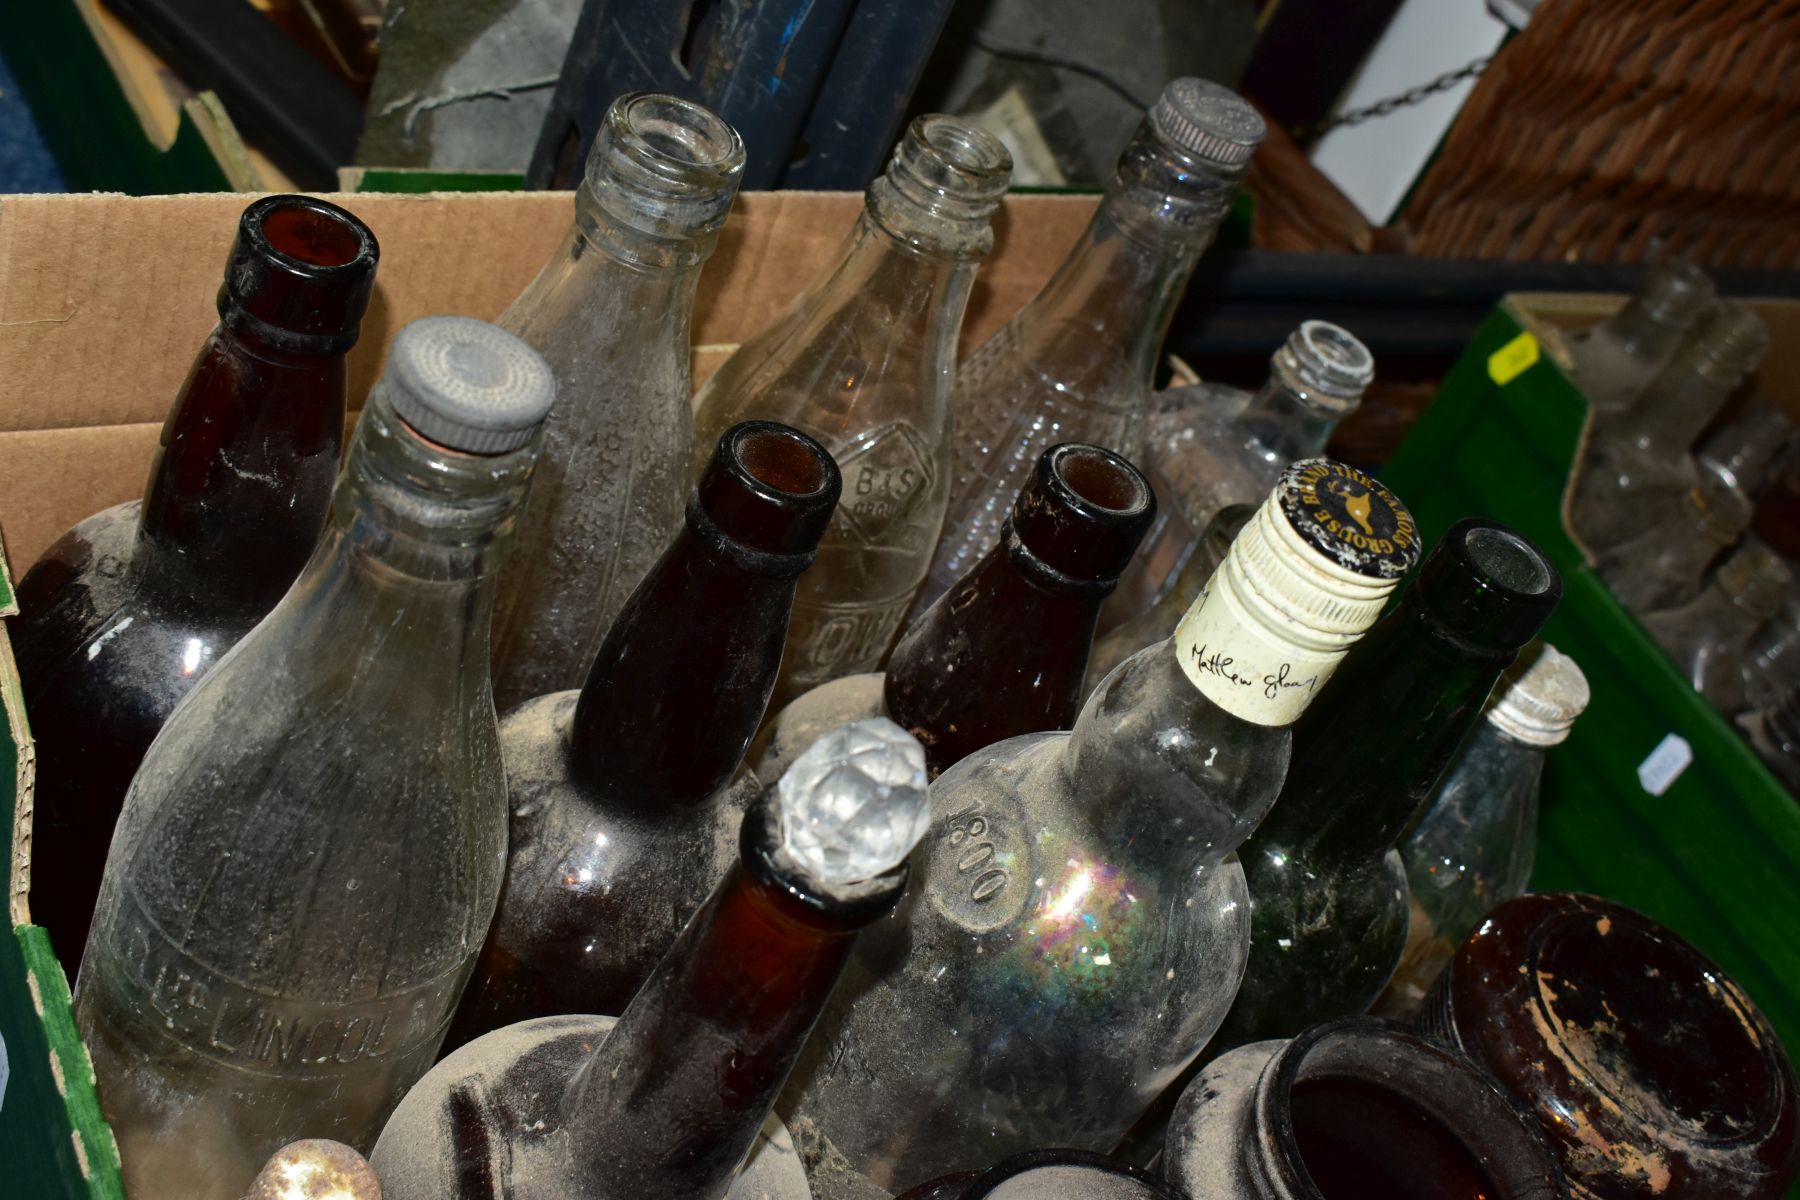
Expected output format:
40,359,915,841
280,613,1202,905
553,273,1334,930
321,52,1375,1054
1278,458,1419,578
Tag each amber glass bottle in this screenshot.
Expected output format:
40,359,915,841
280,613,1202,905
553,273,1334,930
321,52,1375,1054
14,195,377,967
754,444,1155,781
1423,893,1800,1200
448,421,842,1044
371,720,929,1200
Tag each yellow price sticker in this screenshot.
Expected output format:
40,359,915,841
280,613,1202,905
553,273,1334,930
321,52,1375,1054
1487,331,1540,386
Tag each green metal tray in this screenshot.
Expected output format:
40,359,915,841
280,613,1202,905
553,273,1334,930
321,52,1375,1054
1382,298,1800,1068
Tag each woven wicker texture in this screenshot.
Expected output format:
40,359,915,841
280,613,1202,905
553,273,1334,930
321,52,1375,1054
1403,0,1800,267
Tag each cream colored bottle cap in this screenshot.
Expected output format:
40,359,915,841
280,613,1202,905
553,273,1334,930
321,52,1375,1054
1175,458,1419,725
1485,642,1591,747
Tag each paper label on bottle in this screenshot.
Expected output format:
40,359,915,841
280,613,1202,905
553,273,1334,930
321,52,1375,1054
1174,585,1336,726
1637,733,1693,796
1487,331,1540,386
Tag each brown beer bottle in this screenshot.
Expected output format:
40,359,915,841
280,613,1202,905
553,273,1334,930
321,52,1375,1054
13,195,377,968
371,719,930,1200
754,443,1155,781
446,420,841,1044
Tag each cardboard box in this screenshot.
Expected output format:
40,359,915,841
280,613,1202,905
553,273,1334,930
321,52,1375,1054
0,188,1096,1197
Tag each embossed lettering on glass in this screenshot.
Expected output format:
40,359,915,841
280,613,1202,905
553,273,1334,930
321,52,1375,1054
690,115,1011,703
778,459,1416,1196
73,318,556,1200
919,78,1266,615
490,93,746,712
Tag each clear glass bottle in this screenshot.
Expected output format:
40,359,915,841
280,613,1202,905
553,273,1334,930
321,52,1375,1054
896,1150,1180,1200
1743,599,1800,718
14,194,378,968
1640,540,1794,717
753,443,1154,783
1422,893,1800,1200
1086,505,1254,695
919,78,1266,612
690,115,1011,704
245,1141,380,1200
779,459,1418,1195
491,92,746,712
1565,256,1716,417
1164,1018,1567,1200
1115,321,1373,624
449,420,842,1044
1593,474,1749,615
1374,643,1590,1019
369,719,932,1200
1698,399,1798,501
1570,301,1769,559
73,317,557,1200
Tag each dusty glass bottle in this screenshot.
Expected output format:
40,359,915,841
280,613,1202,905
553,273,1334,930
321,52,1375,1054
896,1150,1179,1200
752,443,1154,783
1208,518,1561,1056
1117,320,1373,624
1422,893,1800,1199
1698,399,1798,503
73,317,556,1200
691,115,1011,703
1565,257,1716,417
1640,540,1793,717
14,194,377,968
490,93,746,712
370,719,932,1200
920,78,1266,612
779,459,1418,1196
1086,504,1254,694
1164,1017,1568,1200
1373,643,1590,1018
1571,301,1769,558
450,420,842,1044
1593,474,1748,615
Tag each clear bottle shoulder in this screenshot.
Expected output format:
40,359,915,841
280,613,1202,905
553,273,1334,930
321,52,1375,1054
370,1013,809,1200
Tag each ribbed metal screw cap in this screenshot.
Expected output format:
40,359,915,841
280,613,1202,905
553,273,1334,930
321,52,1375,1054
1150,77,1266,168
1486,642,1590,747
382,316,555,454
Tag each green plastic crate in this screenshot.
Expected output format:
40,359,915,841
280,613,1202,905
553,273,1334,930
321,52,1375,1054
1382,297,1800,1070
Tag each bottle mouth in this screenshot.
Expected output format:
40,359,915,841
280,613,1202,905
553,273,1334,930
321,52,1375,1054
221,195,379,352
1463,526,1556,596
605,92,747,188
1008,444,1156,585
694,421,843,564
884,114,1013,216
1258,1017,1566,1200
1276,321,1375,412
245,195,378,277
726,422,838,502
1048,445,1153,519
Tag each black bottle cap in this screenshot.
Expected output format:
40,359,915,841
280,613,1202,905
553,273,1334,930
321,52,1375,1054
218,195,378,355
1007,444,1155,586
1411,518,1562,655
1276,458,1419,580
692,421,843,574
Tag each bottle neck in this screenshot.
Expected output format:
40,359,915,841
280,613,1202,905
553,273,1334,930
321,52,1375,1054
1235,376,1344,466
568,504,808,814
559,803,903,1197
134,324,347,608
1598,295,1684,361
1257,595,1522,866
886,533,1110,774
1624,356,1739,460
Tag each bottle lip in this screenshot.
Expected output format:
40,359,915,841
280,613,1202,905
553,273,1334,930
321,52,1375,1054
596,92,748,189
219,195,379,354
1633,256,1716,326
1002,444,1156,590
376,316,556,455
1255,1016,1569,1200
693,421,843,569
1409,518,1561,655
870,114,1012,247
1271,321,1375,415
1442,893,1799,1182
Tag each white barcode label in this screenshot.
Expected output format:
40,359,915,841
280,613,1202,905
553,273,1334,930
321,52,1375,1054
1637,734,1693,796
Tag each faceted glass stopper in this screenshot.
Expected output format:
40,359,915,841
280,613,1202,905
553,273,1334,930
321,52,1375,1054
776,717,930,884
245,1140,381,1200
